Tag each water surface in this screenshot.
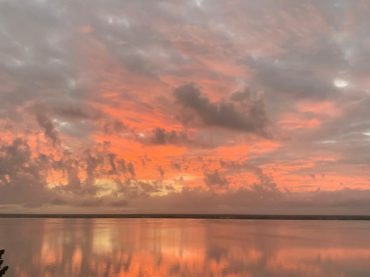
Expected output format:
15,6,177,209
1,219,370,276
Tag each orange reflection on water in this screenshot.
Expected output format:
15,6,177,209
1,219,370,276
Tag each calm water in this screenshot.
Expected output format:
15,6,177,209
1,219,370,277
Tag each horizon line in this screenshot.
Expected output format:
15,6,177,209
1,214,370,220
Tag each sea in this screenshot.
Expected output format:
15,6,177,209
1,218,370,276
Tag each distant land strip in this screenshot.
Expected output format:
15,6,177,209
1,214,370,220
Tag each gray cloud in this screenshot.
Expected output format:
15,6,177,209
0,138,141,208
0,0,370,213
174,84,269,135
132,187,370,215
103,119,126,134
0,138,52,206
247,54,340,101
1,137,370,214
150,127,188,145
34,106,60,146
204,170,227,187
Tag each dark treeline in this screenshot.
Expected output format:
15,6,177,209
1,214,370,220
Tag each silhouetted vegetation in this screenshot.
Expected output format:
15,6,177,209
0,249,8,276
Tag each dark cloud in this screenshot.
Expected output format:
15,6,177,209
85,153,99,187
0,137,141,208
103,120,127,134
250,167,280,198
64,159,82,190
247,55,340,101
107,153,117,174
204,170,227,187
127,162,136,178
174,84,269,135
171,161,182,171
157,166,165,179
54,105,100,121
150,127,188,145
146,127,232,149
0,138,53,205
34,107,60,146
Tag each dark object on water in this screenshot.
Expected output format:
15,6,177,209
0,249,8,276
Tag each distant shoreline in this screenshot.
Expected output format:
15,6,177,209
1,214,370,220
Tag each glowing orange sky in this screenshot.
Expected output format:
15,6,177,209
0,0,370,213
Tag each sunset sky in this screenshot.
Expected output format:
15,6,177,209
0,0,370,213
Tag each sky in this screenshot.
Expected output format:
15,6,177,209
0,0,370,214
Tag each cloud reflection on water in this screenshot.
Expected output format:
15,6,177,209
1,219,370,276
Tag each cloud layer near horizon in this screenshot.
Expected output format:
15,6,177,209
0,0,370,213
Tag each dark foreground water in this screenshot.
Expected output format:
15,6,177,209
1,219,370,277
